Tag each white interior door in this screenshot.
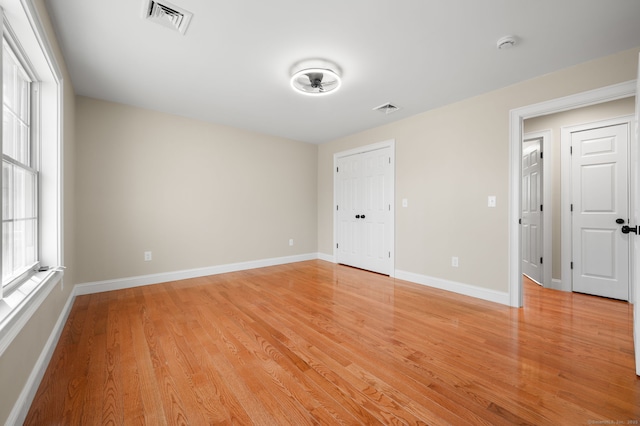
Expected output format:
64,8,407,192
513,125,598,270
571,123,630,301
522,138,543,284
336,146,393,275
336,154,361,269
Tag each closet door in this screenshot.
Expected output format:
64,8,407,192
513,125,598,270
336,146,392,275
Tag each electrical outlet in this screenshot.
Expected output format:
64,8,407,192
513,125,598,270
451,256,459,267
289,239,294,246
402,198,408,207
144,251,152,261
488,196,497,207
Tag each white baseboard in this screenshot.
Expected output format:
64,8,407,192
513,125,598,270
317,252,335,263
394,269,510,306
548,278,567,291
7,286,76,426
75,253,319,295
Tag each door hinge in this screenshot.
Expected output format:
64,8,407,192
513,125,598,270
540,257,543,264
336,166,339,172
570,146,573,155
389,252,391,258
540,152,543,159
519,218,522,225
336,205,339,211
389,157,391,164
570,261,573,270
388,204,391,211
540,204,543,212
336,243,339,249
570,204,573,212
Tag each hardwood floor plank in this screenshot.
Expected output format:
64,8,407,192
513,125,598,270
25,261,640,424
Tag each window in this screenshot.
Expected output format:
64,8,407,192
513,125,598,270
2,37,38,290
0,0,62,356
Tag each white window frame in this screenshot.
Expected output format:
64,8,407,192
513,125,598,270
0,0,64,357
2,32,40,292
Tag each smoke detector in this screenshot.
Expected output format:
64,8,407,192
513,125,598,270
497,35,517,50
143,0,193,35
290,59,342,96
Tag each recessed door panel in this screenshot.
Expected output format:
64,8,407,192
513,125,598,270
581,163,615,213
581,228,615,279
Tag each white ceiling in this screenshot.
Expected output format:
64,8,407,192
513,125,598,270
44,0,640,144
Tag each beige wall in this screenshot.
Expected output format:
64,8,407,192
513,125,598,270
0,0,76,423
318,47,640,293
75,97,318,283
524,97,635,281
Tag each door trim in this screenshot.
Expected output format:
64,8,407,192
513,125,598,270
509,80,637,307
560,116,635,297
333,139,396,277
523,130,552,288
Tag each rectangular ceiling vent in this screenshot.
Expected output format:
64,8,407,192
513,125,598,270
373,103,401,115
143,0,193,35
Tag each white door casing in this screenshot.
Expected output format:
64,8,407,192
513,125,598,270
522,137,543,284
634,54,639,377
570,123,630,300
334,140,395,276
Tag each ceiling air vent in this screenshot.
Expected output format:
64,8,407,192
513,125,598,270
143,0,193,35
373,103,401,115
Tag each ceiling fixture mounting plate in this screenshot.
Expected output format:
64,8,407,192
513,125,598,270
290,59,342,96
143,0,193,35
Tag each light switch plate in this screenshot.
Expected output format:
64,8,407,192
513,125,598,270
488,196,496,207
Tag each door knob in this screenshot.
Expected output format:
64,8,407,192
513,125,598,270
361,215,365,219
355,215,360,219
622,225,638,234
616,218,625,224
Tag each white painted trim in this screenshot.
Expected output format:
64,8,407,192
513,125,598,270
549,278,563,291
333,139,396,277
560,115,635,297
395,270,510,306
523,130,553,288
317,252,335,263
75,253,319,295
633,54,640,376
509,80,637,307
6,283,75,426
0,271,63,357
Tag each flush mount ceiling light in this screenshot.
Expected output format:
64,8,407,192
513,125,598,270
290,59,342,96
497,35,517,50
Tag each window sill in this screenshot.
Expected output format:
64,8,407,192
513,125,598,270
0,269,64,357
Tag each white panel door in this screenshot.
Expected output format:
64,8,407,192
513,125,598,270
360,149,392,274
522,138,543,284
336,146,392,275
572,123,629,300
336,154,361,269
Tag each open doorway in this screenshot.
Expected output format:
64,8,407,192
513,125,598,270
509,81,637,308
522,98,635,299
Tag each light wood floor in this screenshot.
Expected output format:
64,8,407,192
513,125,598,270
25,260,639,425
